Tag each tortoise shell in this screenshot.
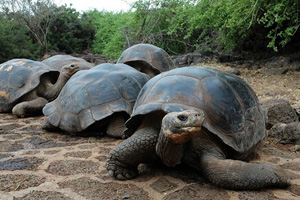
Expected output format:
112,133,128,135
42,55,94,71
43,63,150,133
0,59,59,112
117,43,175,74
125,66,266,154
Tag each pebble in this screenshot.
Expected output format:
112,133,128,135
122,194,131,199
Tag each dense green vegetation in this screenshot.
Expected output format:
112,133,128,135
0,0,299,62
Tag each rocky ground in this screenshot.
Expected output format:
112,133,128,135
0,60,300,200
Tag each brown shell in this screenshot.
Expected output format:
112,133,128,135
117,43,175,75
125,66,266,155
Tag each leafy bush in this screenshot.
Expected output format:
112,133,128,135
47,5,95,54
91,10,136,59
132,0,193,53
258,0,299,52
1,0,299,61
184,0,261,51
0,14,40,62
128,0,299,53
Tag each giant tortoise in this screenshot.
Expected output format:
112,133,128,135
0,59,79,117
106,66,290,190
117,43,175,77
42,55,94,71
42,63,150,138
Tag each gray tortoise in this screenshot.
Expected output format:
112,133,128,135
43,63,150,138
117,43,175,77
106,66,290,190
0,59,79,117
42,55,94,71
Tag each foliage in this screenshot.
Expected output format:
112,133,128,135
182,0,263,51
0,0,299,61
258,0,300,52
131,0,195,53
0,1,95,60
0,13,40,62
47,5,95,54
0,0,56,54
91,10,136,59
126,0,299,53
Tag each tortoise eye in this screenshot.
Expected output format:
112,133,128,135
177,115,188,121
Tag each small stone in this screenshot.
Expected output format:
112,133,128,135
122,194,131,199
268,122,300,144
289,145,300,152
292,61,300,71
225,68,241,75
269,123,286,139
261,98,299,129
252,64,260,70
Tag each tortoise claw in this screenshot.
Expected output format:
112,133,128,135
106,157,138,180
273,165,291,187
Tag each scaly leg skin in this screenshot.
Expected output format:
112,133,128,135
200,154,291,190
12,97,48,117
106,114,127,138
106,127,159,180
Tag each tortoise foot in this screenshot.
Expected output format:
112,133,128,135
272,165,291,188
106,157,138,180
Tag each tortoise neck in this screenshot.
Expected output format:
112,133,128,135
42,73,70,101
155,128,185,167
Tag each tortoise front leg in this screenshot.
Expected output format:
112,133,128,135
106,127,159,180
106,113,128,138
12,97,48,117
200,154,291,190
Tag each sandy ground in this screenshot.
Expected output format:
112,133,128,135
0,63,299,200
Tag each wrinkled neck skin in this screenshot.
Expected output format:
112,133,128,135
156,130,187,167
38,72,70,101
156,126,227,168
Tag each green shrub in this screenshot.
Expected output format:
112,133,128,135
92,11,136,59
258,0,299,51
0,14,40,62
1,0,299,61
47,5,95,54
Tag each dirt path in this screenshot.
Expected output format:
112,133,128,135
0,64,299,200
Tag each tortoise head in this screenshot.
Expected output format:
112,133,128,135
156,110,205,167
161,110,205,144
61,64,80,78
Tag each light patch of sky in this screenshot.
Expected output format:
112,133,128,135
54,0,137,12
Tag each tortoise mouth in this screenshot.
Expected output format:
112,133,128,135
171,126,202,135
167,126,201,144
173,124,202,134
